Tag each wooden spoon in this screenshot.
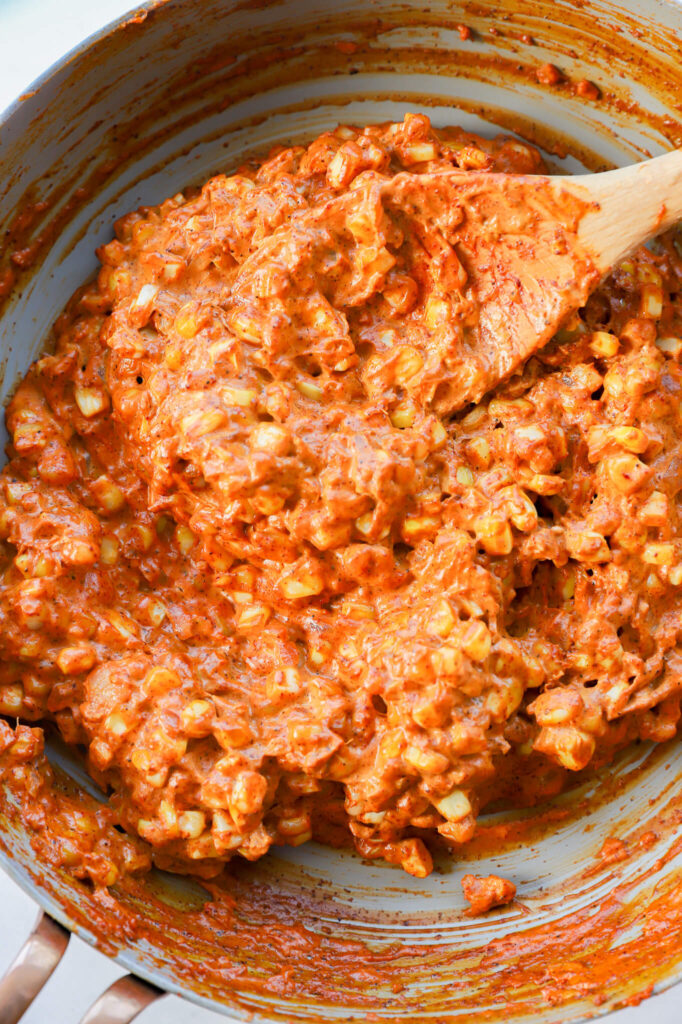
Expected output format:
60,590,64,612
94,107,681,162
218,151,682,418
390,149,682,413
563,148,682,275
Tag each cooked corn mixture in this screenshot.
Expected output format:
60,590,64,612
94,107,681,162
1,115,681,886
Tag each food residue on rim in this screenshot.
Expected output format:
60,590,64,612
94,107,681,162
461,873,517,915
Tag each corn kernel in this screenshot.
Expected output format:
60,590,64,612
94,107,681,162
18,638,43,658
669,564,682,586
251,492,286,515
608,426,649,454
230,770,267,816
178,810,206,839
461,405,487,429
101,863,119,888
280,571,324,599
0,683,24,715
390,403,416,428
250,423,291,454
396,837,433,878
642,542,675,566
466,436,491,469
638,492,668,529
14,553,31,576
145,667,182,696
474,515,513,555
565,530,610,563
434,788,472,821
499,485,537,532
641,284,663,319
296,379,324,400
130,283,159,327
424,294,450,327
174,303,200,339
132,221,156,245
607,454,651,495
71,811,98,836
175,525,196,554
402,141,438,164
637,263,663,286
221,385,257,408
106,610,137,639
181,700,214,737
551,725,596,771
146,600,167,627
535,699,572,725
23,606,47,631
155,514,174,539
365,249,396,280
266,668,303,705
394,346,423,383
162,261,185,282
428,599,456,638
488,397,533,418
74,386,109,419
180,408,227,438
412,698,445,729
402,515,440,541
339,598,375,620
12,422,47,452
158,799,179,836
461,620,491,662
100,536,119,565
562,572,575,601
486,678,524,719
430,421,447,448
656,335,682,357
383,276,418,314
590,331,619,358
67,540,99,566
131,749,154,773
165,346,183,369
211,810,241,849
404,745,450,774
327,147,358,189
91,475,125,513
104,712,131,738
23,675,50,700
454,144,491,169
5,481,31,505
131,527,153,556
347,209,377,244
355,513,373,536
527,473,564,495
431,644,461,676
278,812,312,838
646,571,666,594
236,602,271,630
56,645,96,675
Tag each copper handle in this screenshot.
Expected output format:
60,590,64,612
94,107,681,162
79,974,163,1024
0,911,70,1024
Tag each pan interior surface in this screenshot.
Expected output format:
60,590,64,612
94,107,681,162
1,0,682,1021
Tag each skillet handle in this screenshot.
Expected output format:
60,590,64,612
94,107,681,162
0,911,70,1024
79,975,163,1024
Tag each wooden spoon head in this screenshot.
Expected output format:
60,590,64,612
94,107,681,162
383,170,600,411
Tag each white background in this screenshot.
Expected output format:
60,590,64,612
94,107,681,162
0,1,679,1021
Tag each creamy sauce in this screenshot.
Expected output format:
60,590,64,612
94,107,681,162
0,116,680,899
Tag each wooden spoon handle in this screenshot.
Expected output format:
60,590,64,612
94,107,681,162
559,149,682,274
